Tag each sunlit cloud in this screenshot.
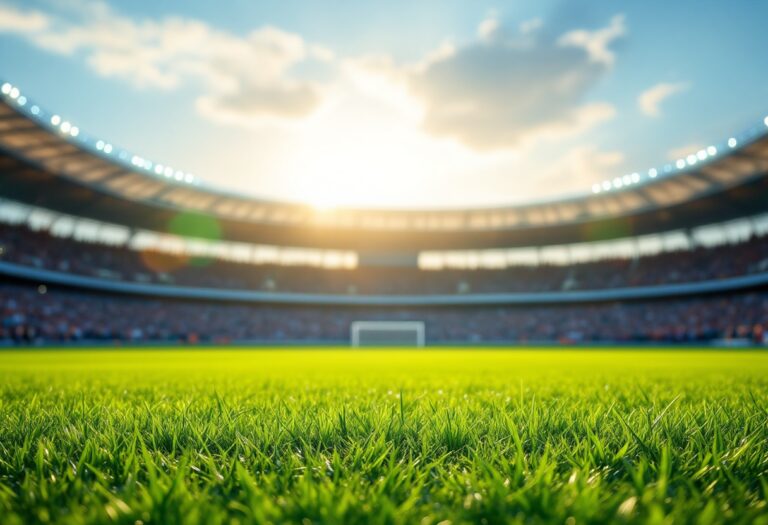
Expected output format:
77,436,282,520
0,1,326,121
409,15,624,150
477,16,500,41
519,17,543,35
638,82,688,117
558,14,626,66
0,4,48,32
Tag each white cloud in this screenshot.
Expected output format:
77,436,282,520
638,82,688,117
477,16,499,41
558,14,626,66
519,17,543,35
0,1,327,122
409,15,625,150
0,4,48,32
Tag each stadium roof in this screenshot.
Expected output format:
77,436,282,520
1,84,768,251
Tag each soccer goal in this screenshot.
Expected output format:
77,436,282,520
350,321,426,347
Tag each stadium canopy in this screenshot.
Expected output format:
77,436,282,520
1,91,767,251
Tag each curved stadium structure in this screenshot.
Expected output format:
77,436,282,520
2,81,768,345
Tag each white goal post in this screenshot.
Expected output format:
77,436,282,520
350,321,426,347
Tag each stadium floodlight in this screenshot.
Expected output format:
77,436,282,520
50,115,61,126
70,126,79,137
30,105,39,115
591,183,601,194
0,83,10,95
164,167,173,177
648,168,658,178
612,177,623,189
764,116,768,127
676,159,686,169
184,173,195,183
631,172,640,183
350,321,426,347
601,180,612,191
17,96,26,106
696,149,707,161
728,137,738,148
60,121,71,133
96,140,104,150
686,154,697,166
9,87,19,99
707,145,717,156
174,170,184,181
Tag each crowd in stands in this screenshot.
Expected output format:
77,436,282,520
1,283,766,345
2,223,768,295
1,220,767,345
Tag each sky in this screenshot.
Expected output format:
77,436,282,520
0,0,767,209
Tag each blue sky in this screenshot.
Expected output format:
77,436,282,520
0,0,767,208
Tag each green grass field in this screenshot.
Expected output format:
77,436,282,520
1,349,767,524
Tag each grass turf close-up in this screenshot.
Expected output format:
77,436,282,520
0,348,767,524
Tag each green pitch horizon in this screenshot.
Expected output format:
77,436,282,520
1,349,767,524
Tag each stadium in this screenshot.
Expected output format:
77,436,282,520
1,83,768,345
1,2,768,524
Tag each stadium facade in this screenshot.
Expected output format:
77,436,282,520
1,81,768,345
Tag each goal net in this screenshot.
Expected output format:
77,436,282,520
350,321,426,347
